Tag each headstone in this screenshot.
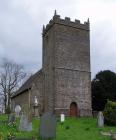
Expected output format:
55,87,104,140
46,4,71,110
28,122,32,132
8,113,16,125
19,113,32,132
61,113,65,123
15,105,21,117
39,112,56,139
97,111,104,127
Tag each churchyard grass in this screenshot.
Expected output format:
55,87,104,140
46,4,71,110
0,115,39,139
0,115,116,140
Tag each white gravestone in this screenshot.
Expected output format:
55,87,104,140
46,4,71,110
61,114,65,122
97,111,104,127
15,105,21,117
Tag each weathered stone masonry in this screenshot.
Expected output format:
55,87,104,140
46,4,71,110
43,13,92,116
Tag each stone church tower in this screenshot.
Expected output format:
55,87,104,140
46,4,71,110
11,12,92,117
43,12,92,116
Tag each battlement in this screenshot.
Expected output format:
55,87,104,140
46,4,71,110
43,12,90,35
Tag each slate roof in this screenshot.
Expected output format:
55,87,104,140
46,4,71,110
11,69,43,98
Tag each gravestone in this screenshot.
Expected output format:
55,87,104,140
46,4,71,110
97,111,104,127
60,113,65,123
19,113,32,132
8,113,16,125
39,112,56,139
15,105,21,117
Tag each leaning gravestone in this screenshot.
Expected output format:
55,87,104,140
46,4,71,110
8,113,16,125
97,111,104,127
15,105,21,117
39,112,56,139
19,113,32,132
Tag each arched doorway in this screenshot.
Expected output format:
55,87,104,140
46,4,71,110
70,102,78,117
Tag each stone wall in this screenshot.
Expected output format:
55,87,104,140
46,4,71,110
11,70,44,115
54,69,91,116
43,24,55,113
54,24,90,72
30,71,44,115
11,91,29,113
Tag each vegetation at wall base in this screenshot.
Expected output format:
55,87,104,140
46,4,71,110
104,100,116,126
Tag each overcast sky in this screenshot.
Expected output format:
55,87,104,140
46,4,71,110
0,0,116,79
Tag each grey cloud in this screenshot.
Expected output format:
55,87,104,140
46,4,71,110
91,21,116,78
1,0,116,78
0,0,42,73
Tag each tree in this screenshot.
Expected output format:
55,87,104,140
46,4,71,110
92,70,116,111
0,58,26,113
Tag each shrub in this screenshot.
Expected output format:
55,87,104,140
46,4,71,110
104,100,116,125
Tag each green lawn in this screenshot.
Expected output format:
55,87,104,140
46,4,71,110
0,115,116,140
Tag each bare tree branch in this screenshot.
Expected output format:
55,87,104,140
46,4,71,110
0,58,27,113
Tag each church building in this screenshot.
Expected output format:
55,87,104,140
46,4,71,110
11,12,92,117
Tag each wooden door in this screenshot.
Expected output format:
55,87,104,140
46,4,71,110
70,102,78,117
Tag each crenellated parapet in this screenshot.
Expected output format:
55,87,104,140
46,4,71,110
43,11,90,35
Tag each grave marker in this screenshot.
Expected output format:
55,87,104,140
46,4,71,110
61,113,65,123
19,113,32,132
39,112,56,139
97,111,104,127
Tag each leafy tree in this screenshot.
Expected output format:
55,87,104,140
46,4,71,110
0,58,26,113
92,70,116,111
